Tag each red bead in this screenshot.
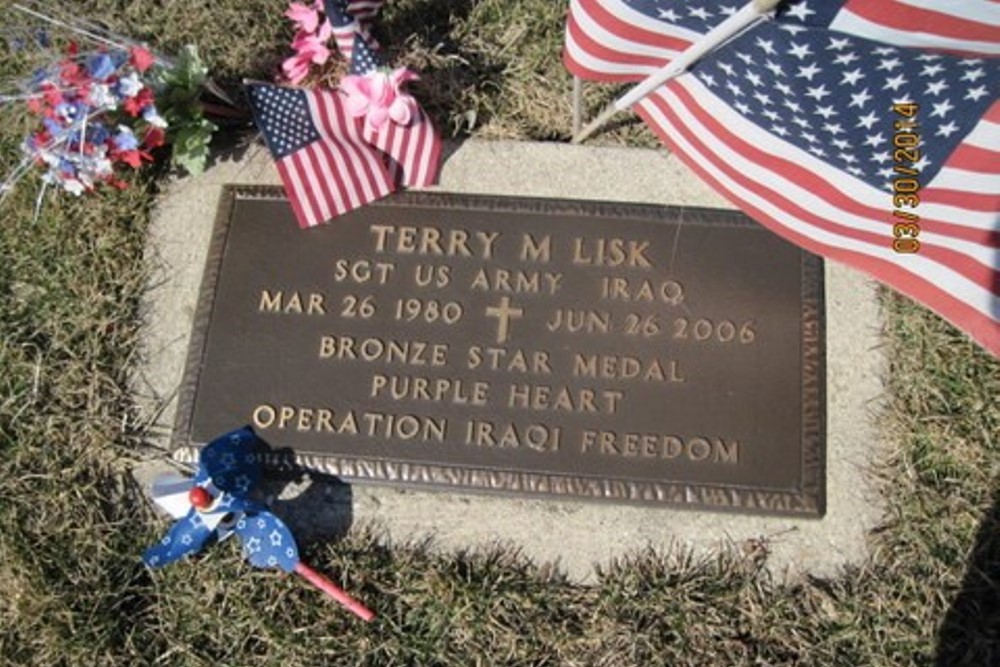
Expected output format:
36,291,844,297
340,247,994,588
188,486,213,510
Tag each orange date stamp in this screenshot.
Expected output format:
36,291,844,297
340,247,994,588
891,102,921,253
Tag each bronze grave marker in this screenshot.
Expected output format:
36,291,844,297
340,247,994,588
175,186,825,516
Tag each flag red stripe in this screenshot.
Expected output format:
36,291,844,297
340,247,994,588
276,159,314,228
294,148,329,225
376,122,401,183
392,121,411,184
983,103,1000,124
641,86,997,287
287,152,323,226
386,122,404,183
408,114,432,186
947,143,998,171
843,0,1000,44
564,13,669,81
917,221,1000,249
635,98,1000,356
577,0,691,53
421,115,444,186
414,113,442,186
920,187,999,212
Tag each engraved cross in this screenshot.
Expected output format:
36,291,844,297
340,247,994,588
485,296,523,344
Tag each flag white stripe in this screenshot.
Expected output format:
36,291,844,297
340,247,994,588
897,0,1000,27
905,199,999,233
641,85,1000,321
962,119,1000,151
831,11,1000,55
931,167,1000,194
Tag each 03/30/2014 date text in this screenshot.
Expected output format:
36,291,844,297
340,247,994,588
891,102,922,254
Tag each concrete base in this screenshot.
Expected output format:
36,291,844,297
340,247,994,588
136,140,886,582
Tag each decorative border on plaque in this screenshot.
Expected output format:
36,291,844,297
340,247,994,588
173,186,826,516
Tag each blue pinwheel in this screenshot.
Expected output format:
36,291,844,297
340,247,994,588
143,427,375,622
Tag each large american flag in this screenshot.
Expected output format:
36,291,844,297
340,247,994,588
247,83,394,228
565,0,1000,357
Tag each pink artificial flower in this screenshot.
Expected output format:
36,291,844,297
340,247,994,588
292,23,332,64
282,23,332,84
285,1,322,33
340,68,420,133
281,53,312,85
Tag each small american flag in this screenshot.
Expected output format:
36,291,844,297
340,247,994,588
350,32,444,188
247,83,394,228
565,0,1000,356
325,0,384,60
346,0,384,22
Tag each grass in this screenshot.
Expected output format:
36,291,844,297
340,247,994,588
1,0,997,665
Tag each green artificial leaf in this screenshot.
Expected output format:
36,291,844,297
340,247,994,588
152,45,219,176
171,118,217,176
157,45,208,96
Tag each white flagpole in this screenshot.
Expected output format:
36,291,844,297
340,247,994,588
572,0,781,144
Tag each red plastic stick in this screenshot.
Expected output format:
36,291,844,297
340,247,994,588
294,562,375,622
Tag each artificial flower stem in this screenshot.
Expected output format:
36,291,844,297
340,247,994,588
293,562,375,622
